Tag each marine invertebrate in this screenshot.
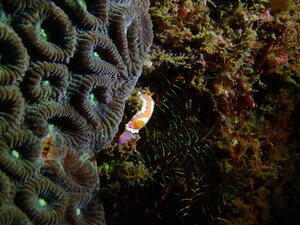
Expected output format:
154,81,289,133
0,25,29,85
100,77,217,225
51,0,108,30
14,1,76,63
1,0,38,12
0,206,33,225
75,30,127,78
69,74,117,127
97,97,126,150
67,193,106,225
0,86,25,135
16,176,69,225
0,170,15,206
0,0,153,223
118,90,155,146
44,145,99,193
23,61,70,101
26,101,91,147
0,130,41,182
108,0,153,78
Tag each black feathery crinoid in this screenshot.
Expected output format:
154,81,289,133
137,77,219,225
101,75,220,225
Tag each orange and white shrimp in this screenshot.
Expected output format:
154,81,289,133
118,89,155,146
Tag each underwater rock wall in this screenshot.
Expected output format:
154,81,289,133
143,0,299,224
0,0,152,224
101,0,298,224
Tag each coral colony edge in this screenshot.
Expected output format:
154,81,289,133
0,0,152,224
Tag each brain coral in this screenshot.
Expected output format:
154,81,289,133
0,0,153,224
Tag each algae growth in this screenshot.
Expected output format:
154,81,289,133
99,0,300,224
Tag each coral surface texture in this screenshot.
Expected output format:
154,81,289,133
0,0,153,224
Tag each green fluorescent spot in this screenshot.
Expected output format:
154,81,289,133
11,150,20,159
43,80,50,86
77,0,87,11
76,208,81,216
38,198,47,206
103,163,110,172
48,124,55,134
40,28,47,40
89,93,98,106
93,51,101,58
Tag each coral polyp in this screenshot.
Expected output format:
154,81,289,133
0,0,299,224
0,0,153,224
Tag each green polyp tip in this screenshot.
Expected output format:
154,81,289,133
11,150,20,159
38,198,47,206
43,80,50,86
40,28,48,40
48,124,55,133
77,0,87,11
93,51,101,58
89,93,98,106
76,208,81,216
